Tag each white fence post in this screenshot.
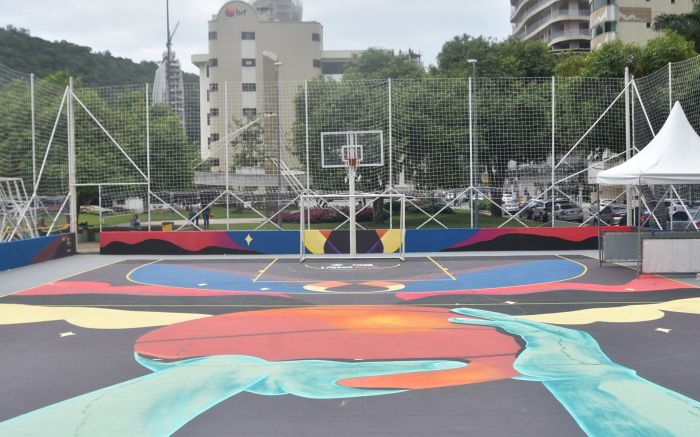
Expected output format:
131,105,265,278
224,81,230,231
68,77,77,235
551,76,556,228
146,83,152,231
625,68,632,221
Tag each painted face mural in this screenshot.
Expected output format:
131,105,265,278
1,306,699,436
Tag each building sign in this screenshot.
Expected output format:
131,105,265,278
225,6,248,17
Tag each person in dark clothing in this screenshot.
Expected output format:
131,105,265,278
202,206,212,229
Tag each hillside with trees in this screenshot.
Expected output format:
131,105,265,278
0,25,197,86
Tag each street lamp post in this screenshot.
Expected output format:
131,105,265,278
468,59,479,228
274,61,283,226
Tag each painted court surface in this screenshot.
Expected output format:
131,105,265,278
1,254,700,436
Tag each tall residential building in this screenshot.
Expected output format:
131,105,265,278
510,0,592,51
153,51,185,126
590,0,695,49
191,0,362,172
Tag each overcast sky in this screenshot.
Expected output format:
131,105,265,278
1,0,512,74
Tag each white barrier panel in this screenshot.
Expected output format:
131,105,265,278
642,235,700,274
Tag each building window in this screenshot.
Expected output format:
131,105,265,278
591,0,617,12
206,65,210,78
242,83,257,92
207,113,211,126
313,59,321,69
208,31,218,40
209,83,219,92
321,61,347,75
210,108,219,117
591,21,617,38
209,58,218,67
242,108,257,118
210,133,220,143
241,31,256,40
209,158,220,167
312,32,321,42
242,58,256,67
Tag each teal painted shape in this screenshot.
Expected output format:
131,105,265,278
0,354,465,436
450,308,700,437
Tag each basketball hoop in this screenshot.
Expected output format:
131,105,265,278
341,145,363,169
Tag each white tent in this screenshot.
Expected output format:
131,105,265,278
596,102,700,185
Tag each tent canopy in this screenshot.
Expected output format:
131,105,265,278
596,102,700,185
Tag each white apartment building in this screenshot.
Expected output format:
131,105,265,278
590,0,695,49
510,0,592,51
191,0,363,174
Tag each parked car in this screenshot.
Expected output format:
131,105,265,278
502,201,520,215
554,203,583,222
534,199,573,222
590,203,627,226
502,193,515,204
520,200,544,220
667,209,700,231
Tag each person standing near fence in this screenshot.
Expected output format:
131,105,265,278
202,206,212,229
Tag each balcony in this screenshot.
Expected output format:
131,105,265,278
516,9,591,39
512,0,560,22
548,28,592,44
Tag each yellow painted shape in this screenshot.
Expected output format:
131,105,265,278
380,229,402,254
304,230,328,254
524,298,700,326
0,304,209,330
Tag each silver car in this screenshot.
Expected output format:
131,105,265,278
554,203,583,222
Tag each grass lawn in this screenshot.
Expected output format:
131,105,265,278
79,207,569,231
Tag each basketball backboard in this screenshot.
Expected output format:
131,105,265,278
321,130,384,168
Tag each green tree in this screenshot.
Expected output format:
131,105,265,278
638,30,697,75
433,35,556,77
342,48,425,80
554,52,590,77
579,40,641,78
232,118,266,168
654,0,700,52
0,25,199,87
554,33,696,78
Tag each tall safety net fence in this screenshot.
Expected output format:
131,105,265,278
632,57,700,227
0,65,69,241
2,56,700,237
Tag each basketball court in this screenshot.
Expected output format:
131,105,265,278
1,252,700,436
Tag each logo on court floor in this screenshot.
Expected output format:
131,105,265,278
319,263,376,270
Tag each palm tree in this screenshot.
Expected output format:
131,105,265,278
653,0,700,52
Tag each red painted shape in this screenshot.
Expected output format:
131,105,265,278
448,226,632,250
16,281,290,298
338,355,517,390
396,275,691,300
135,306,521,389
100,231,246,252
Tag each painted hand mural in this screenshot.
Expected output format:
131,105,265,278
1,305,699,436
451,308,700,437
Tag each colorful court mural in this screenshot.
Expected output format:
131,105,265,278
0,233,75,271
1,255,699,435
100,227,630,255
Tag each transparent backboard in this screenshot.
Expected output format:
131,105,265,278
321,131,384,168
